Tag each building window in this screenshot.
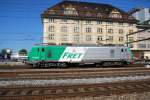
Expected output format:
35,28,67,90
48,34,55,40
61,35,68,41
86,35,92,41
108,29,113,34
97,13,103,17
129,44,133,48
138,44,146,48
85,20,91,24
49,26,54,32
129,37,134,42
129,30,133,34
61,19,67,22
109,14,122,18
97,28,102,34
97,21,102,24
107,22,113,25
61,26,67,32
74,20,79,23
108,36,113,41
128,16,134,20
148,44,150,48
64,7,78,15
97,36,103,41
85,27,92,33
119,37,124,42
119,22,123,25
74,35,79,41
86,12,92,16
49,19,54,23
138,37,145,40
74,27,79,33
119,29,123,34
129,23,133,26
49,10,55,15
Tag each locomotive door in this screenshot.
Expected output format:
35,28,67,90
110,49,115,58
40,48,46,60
120,48,125,59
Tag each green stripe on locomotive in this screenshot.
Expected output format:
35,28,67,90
28,45,66,62
127,47,134,60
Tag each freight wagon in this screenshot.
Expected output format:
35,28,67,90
27,45,133,68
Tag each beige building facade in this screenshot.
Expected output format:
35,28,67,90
42,1,138,48
43,19,137,45
128,29,150,59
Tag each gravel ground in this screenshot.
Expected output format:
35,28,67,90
50,92,150,100
0,61,24,65
0,75,150,87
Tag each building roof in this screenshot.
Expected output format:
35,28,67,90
42,1,137,23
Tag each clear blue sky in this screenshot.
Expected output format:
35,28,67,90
0,0,149,52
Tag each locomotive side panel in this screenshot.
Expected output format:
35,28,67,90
82,47,111,63
82,47,121,62
45,46,66,61
82,46,133,64
27,45,133,67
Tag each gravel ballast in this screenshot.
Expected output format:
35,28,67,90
0,75,150,87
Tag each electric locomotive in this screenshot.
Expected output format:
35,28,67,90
27,45,133,68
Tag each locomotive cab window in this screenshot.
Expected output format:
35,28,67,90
37,48,39,52
42,48,45,52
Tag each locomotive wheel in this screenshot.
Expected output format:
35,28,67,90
102,62,109,67
33,63,38,68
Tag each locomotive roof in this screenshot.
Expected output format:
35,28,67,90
34,44,127,47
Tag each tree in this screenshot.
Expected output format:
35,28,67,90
1,49,12,59
18,49,28,55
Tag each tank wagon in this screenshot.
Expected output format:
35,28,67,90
27,45,133,67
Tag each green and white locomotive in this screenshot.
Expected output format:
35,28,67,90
27,45,133,68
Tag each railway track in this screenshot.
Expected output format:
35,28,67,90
0,80,150,99
0,67,150,79
0,66,150,99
